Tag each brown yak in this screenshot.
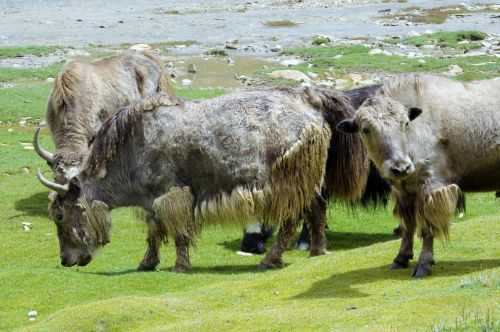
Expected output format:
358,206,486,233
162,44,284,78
34,49,174,185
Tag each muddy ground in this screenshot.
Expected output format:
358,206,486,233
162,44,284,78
0,0,499,54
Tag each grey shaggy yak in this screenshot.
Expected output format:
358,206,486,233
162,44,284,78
34,50,174,187
36,88,348,271
337,74,500,278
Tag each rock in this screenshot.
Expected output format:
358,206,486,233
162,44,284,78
334,79,351,90
280,59,304,67
187,64,197,74
22,222,32,232
129,44,152,51
27,310,37,321
225,40,239,50
418,59,427,64
446,64,464,77
236,250,253,256
368,48,383,55
181,79,192,86
307,72,318,79
270,45,283,52
46,77,55,83
268,70,310,82
334,54,343,59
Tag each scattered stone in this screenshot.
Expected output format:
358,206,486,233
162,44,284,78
280,59,304,67
446,64,464,77
22,222,32,232
236,250,253,256
270,45,283,53
0,82,15,89
181,79,192,86
27,310,37,321
307,72,318,80
368,48,383,55
187,64,197,74
129,44,152,51
268,70,310,82
225,40,239,50
334,79,351,90
46,77,55,83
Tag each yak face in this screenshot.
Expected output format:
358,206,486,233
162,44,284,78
52,151,83,185
337,96,422,182
42,176,111,267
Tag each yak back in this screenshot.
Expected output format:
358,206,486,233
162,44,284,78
46,50,172,154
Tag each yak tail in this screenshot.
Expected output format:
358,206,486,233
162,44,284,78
269,123,331,226
304,86,369,202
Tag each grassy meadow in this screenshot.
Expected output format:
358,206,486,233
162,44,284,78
0,38,499,331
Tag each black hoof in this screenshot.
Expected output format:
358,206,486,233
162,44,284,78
258,259,283,270
412,264,432,278
137,261,159,271
390,260,409,270
393,226,402,237
173,264,191,273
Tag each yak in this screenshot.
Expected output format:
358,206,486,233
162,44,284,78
337,74,500,278
34,49,173,186
240,85,390,255
36,86,374,271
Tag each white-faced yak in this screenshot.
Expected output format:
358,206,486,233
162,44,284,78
337,74,500,278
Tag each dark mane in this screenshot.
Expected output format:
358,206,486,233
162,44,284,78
83,103,144,178
304,85,390,205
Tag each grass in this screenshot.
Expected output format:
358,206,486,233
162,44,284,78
0,64,62,83
0,46,61,59
0,83,52,123
0,134,499,331
280,44,500,81
263,20,299,28
403,31,487,51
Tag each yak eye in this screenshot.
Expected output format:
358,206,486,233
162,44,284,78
362,127,370,135
55,213,63,222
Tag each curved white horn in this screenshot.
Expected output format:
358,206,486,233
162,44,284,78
37,169,69,194
34,127,54,163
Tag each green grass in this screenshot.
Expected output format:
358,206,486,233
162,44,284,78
0,125,499,331
403,31,487,51
0,83,52,123
175,87,225,100
0,64,62,82
0,46,61,59
281,44,500,81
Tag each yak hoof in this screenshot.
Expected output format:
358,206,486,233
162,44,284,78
390,260,409,270
412,264,432,278
173,264,191,273
309,249,326,257
258,258,283,270
137,260,159,272
392,226,402,237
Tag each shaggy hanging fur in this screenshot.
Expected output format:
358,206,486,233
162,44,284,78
80,199,112,246
304,86,370,201
416,184,463,239
269,123,331,225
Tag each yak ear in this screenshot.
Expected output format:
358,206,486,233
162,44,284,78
336,119,359,134
408,107,423,121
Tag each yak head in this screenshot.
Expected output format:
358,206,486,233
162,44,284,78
37,171,111,267
34,127,84,185
336,95,422,182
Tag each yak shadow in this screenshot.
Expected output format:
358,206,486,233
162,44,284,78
220,231,396,253
12,191,48,219
294,258,500,299
83,264,268,277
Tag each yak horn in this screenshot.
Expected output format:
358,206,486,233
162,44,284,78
37,169,69,194
34,127,54,164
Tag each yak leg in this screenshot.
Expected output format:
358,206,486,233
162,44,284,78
307,195,327,257
391,215,416,270
259,220,297,269
295,222,310,251
138,214,162,271
173,233,191,273
412,231,434,278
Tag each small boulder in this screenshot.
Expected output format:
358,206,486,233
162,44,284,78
268,70,311,82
